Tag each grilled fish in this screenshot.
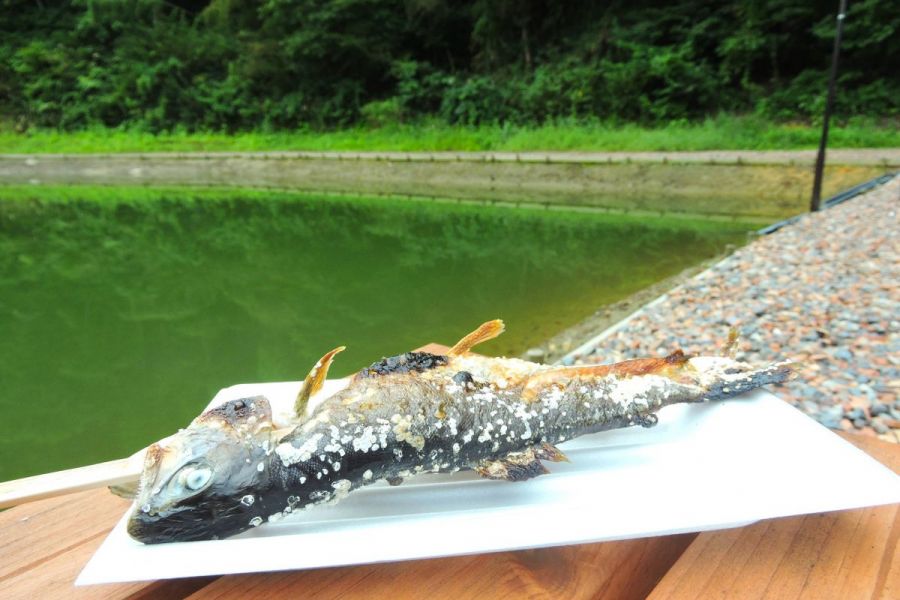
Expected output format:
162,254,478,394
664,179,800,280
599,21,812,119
127,320,790,543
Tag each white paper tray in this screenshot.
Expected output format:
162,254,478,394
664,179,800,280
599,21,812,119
77,386,900,584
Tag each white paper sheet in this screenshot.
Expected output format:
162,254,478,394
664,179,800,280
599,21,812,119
77,385,900,585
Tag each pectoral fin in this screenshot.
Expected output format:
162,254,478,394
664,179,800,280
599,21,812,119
534,442,570,463
295,346,346,417
109,481,140,500
476,454,548,482
474,443,569,482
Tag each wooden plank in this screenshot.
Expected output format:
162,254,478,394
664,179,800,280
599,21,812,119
0,524,211,599
0,487,212,599
185,534,697,600
647,434,900,600
0,489,126,580
415,342,452,355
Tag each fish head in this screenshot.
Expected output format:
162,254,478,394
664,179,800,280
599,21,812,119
127,396,276,543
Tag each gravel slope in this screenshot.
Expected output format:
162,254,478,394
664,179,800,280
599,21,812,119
571,175,900,442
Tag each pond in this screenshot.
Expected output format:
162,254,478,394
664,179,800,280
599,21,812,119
0,187,753,480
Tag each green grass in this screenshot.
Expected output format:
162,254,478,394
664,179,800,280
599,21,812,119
1,115,897,154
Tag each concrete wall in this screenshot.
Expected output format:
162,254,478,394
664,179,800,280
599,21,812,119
2,151,895,219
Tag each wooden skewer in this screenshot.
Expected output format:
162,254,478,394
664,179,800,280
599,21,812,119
0,449,145,510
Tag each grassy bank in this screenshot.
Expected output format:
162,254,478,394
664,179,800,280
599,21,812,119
1,116,897,154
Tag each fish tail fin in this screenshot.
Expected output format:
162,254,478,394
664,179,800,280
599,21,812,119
448,319,505,356
687,356,793,401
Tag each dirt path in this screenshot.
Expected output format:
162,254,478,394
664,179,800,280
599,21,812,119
3,148,898,165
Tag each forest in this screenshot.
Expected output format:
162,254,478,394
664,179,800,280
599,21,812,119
2,0,898,133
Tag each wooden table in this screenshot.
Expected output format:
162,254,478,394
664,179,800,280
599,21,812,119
2,344,898,599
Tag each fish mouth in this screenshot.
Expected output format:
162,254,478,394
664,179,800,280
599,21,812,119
127,505,217,544
127,500,256,544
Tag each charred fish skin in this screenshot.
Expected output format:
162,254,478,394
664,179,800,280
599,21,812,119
126,320,791,543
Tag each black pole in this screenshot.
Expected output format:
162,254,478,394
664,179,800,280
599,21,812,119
810,0,848,212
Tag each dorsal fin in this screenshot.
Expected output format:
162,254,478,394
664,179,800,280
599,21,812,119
295,346,345,417
721,328,740,358
448,319,505,356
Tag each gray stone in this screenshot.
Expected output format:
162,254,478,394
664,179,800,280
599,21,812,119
526,348,546,363
818,416,841,429
871,402,889,417
823,405,844,419
846,408,865,421
801,400,819,414
833,348,853,361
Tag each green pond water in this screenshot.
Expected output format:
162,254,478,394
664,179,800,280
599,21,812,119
0,187,753,480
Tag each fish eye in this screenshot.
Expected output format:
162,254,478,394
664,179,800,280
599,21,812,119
178,464,212,492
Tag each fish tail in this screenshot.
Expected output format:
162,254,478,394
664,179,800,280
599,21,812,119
522,352,792,407
685,357,792,401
